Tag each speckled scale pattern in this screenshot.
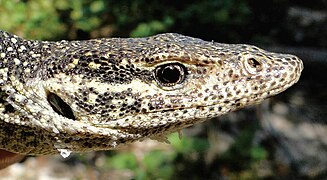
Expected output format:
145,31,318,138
0,30,303,155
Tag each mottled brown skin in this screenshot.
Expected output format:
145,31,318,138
0,30,303,160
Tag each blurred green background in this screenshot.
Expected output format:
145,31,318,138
1,0,326,47
0,0,326,179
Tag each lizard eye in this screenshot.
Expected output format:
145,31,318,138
154,63,187,87
47,92,76,120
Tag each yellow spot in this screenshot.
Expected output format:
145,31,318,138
0,53,5,58
73,58,79,65
88,62,100,69
85,51,92,56
88,93,97,104
68,63,76,69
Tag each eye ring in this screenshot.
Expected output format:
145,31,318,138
154,63,187,87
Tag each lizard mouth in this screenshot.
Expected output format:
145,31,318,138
144,72,301,117
108,82,294,136
96,75,298,138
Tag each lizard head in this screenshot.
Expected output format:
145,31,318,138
39,33,303,151
0,32,303,154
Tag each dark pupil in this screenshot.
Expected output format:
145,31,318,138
156,63,186,86
160,66,180,83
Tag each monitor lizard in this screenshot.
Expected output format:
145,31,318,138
0,30,303,161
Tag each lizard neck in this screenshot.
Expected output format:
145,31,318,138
0,30,51,85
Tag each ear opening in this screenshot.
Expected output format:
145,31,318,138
46,92,76,120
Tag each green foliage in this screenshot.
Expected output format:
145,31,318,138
0,0,251,41
169,132,210,153
219,124,268,171
1,0,325,46
101,134,210,179
104,150,174,179
0,0,108,40
99,130,268,179
0,0,65,40
140,150,174,179
105,153,138,170
130,16,174,37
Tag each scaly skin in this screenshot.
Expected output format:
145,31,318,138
0,30,303,155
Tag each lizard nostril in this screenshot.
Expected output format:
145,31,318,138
247,58,262,70
47,92,76,120
244,57,264,75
